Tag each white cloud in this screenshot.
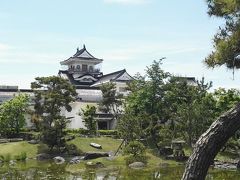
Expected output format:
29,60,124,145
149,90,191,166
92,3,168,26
0,43,11,52
103,0,150,5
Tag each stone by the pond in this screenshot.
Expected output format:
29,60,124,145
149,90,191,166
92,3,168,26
214,160,237,169
84,152,109,160
0,139,9,144
53,156,65,164
28,139,39,144
129,162,145,169
90,143,102,149
85,161,104,168
36,153,51,161
9,160,16,166
69,156,84,164
237,160,240,169
8,138,23,142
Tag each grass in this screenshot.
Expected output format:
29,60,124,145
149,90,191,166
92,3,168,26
0,141,39,159
69,137,122,153
0,136,238,174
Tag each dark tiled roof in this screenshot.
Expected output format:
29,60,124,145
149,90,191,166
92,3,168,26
92,69,126,85
60,45,103,65
58,70,98,88
59,69,133,88
73,45,96,59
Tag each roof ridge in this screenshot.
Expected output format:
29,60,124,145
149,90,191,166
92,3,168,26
101,69,125,78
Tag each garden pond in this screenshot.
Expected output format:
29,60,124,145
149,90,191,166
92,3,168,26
0,160,240,179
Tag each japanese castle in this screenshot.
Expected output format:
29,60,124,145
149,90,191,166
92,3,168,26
0,45,133,130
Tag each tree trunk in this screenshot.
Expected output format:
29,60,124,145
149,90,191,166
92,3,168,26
182,103,240,180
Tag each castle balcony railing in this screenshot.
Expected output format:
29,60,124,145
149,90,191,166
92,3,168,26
68,68,101,74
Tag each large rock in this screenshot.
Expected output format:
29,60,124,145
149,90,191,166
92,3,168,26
9,160,16,166
53,156,65,164
129,162,145,169
85,161,104,168
69,156,84,164
8,138,23,142
84,152,109,160
214,160,237,169
36,153,51,161
237,160,240,169
28,140,39,144
0,139,9,144
90,143,102,149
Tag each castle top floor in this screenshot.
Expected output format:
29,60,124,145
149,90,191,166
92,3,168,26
60,45,103,74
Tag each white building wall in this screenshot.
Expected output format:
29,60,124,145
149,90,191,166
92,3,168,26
64,102,98,129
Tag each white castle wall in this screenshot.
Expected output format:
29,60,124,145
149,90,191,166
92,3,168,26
63,102,98,129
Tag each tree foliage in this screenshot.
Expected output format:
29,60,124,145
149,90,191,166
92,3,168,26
0,94,29,137
213,87,240,115
166,77,217,146
31,76,77,150
117,113,142,143
123,60,218,148
124,60,170,148
205,0,240,68
99,82,123,116
81,105,97,135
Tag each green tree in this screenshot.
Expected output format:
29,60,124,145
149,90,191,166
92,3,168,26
31,76,77,151
117,113,142,143
213,88,240,115
0,94,29,137
125,60,170,148
123,141,147,165
204,0,240,69
81,105,97,135
99,82,123,118
167,77,216,146
182,1,240,179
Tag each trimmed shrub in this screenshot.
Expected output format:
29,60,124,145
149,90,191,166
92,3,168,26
125,155,147,165
97,130,118,136
65,144,83,156
124,141,147,165
66,128,89,135
14,152,27,161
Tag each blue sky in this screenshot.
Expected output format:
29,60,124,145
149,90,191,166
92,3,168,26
0,0,239,89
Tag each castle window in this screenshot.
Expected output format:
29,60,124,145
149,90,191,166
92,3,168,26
89,66,93,72
82,64,88,72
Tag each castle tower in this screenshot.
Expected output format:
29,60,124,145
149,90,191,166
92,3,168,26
59,45,103,87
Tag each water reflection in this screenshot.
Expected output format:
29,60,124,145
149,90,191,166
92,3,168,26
0,162,240,180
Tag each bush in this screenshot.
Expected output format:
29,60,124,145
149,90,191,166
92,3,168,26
124,141,147,165
66,128,89,135
0,155,4,162
97,130,118,136
14,152,27,161
125,154,148,165
124,141,146,156
65,144,83,156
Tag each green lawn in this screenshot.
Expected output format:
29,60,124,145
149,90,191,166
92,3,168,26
0,136,237,174
69,137,122,152
0,141,39,158
0,137,122,159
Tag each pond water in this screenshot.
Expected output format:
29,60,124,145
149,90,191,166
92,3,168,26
0,161,240,180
